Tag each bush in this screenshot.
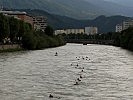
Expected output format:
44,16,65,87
22,32,37,50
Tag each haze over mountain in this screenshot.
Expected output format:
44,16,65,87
85,0,133,17
105,0,133,8
0,0,133,19
18,9,131,33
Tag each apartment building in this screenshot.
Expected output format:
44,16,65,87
65,29,84,34
85,27,98,35
123,20,133,30
55,30,66,35
116,24,123,32
55,29,84,35
116,20,133,32
33,16,47,32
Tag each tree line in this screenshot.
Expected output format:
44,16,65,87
113,27,133,51
0,14,65,50
61,28,133,51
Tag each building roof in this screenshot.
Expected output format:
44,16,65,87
116,24,122,26
124,20,133,22
0,11,27,15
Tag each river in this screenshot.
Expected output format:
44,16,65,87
0,43,133,100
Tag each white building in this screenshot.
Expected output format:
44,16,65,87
85,27,98,35
66,29,84,34
55,29,84,35
116,24,123,32
55,30,66,35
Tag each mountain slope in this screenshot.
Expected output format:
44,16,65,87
19,9,131,33
85,0,133,17
1,0,133,19
0,0,109,19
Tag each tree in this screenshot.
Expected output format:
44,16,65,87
17,20,25,38
22,32,37,50
9,17,19,42
0,14,10,43
45,25,54,36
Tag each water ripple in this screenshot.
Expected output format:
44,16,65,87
0,44,133,100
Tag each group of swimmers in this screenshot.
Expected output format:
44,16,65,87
49,55,90,98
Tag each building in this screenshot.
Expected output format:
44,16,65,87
0,11,33,27
17,14,33,27
55,29,84,35
0,11,48,31
65,29,84,34
55,30,66,35
85,27,98,35
123,20,133,30
116,20,133,32
116,24,123,32
33,16,47,32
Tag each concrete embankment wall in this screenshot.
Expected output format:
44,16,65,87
0,44,21,50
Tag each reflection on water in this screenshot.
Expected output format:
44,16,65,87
0,44,133,100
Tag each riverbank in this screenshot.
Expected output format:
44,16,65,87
0,44,23,53
0,48,23,53
0,14,66,52
0,39,66,53
0,44,66,53
61,27,133,52
22,33,66,50
66,39,133,52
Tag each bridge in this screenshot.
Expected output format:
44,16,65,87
66,39,114,45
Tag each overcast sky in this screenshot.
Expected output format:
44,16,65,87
104,0,133,7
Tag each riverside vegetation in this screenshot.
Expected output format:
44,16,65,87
0,14,65,50
61,27,133,51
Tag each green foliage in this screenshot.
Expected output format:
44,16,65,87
119,27,133,51
36,36,49,49
22,32,37,50
18,20,25,37
0,14,32,43
62,28,133,51
128,38,133,51
0,14,65,50
9,17,19,42
21,31,65,50
112,32,121,46
45,25,54,36
0,14,10,42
